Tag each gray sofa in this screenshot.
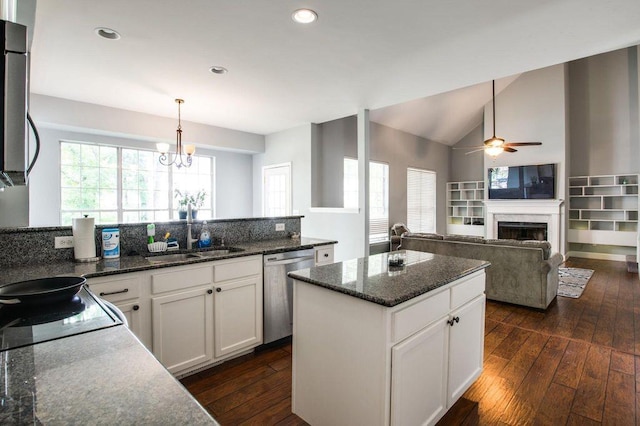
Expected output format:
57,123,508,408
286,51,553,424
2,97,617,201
399,233,564,309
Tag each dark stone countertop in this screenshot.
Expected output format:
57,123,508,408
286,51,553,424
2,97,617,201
288,250,489,307
0,325,218,424
0,237,336,285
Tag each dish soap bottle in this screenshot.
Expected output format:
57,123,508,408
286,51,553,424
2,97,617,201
198,221,211,248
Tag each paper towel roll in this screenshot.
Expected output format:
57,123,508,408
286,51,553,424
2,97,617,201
72,217,97,260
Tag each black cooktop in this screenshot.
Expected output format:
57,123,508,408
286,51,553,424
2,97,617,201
0,287,122,352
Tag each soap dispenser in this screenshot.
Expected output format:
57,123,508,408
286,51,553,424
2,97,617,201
198,221,211,248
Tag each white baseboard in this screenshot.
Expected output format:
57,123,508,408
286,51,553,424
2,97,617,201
566,251,629,262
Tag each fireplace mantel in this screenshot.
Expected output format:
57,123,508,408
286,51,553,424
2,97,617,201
484,199,565,255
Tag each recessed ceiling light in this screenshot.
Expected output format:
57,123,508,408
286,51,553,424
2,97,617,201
292,9,318,24
209,66,228,75
94,27,121,40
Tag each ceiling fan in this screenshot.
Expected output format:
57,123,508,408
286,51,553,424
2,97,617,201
456,80,542,157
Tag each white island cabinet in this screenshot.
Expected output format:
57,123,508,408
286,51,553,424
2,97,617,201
290,250,488,426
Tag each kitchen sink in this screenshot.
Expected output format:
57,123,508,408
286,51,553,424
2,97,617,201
145,247,244,264
196,247,244,257
145,253,204,264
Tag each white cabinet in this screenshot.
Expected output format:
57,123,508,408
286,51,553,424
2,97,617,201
447,295,485,406
314,244,334,265
391,319,448,426
293,269,486,426
87,252,266,376
86,272,152,349
447,181,485,237
213,255,263,358
151,265,215,374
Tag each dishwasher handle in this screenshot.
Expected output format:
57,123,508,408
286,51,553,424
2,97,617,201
264,255,314,266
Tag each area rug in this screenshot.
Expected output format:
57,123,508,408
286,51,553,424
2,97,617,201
557,267,594,298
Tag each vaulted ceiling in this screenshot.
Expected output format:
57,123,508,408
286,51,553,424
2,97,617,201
30,1,640,144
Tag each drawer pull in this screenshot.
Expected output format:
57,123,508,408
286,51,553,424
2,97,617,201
99,288,129,297
133,304,140,311
216,287,222,292
207,289,213,294
324,253,329,258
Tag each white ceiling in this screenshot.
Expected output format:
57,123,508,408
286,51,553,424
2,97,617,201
29,0,640,144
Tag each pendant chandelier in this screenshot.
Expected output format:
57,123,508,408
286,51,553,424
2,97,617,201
156,98,195,168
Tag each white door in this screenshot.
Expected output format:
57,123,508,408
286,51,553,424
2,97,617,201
262,163,291,216
152,286,214,373
447,295,485,407
214,276,262,358
391,318,449,426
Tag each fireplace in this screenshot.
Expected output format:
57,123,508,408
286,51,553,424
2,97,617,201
498,221,547,241
484,199,564,255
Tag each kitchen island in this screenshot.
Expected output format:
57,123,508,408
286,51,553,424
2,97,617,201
289,250,490,426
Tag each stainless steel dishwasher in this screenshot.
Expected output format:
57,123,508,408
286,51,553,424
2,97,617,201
263,248,316,344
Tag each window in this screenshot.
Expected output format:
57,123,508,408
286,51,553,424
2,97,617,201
343,158,389,243
407,168,436,233
263,163,291,216
60,141,214,225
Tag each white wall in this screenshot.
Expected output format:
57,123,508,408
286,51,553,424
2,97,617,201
483,64,568,200
31,94,265,154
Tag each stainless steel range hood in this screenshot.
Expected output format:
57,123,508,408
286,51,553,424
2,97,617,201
0,19,27,187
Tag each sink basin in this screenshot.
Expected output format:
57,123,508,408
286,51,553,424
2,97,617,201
196,247,245,257
145,247,244,264
145,253,203,264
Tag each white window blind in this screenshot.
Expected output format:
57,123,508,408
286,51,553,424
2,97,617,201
369,161,389,243
263,163,291,216
407,168,436,233
343,158,389,243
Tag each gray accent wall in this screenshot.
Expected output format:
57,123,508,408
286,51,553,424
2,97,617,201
569,47,640,176
450,123,484,182
313,115,451,234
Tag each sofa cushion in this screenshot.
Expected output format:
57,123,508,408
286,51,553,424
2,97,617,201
443,234,485,244
404,232,444,240
485,239,551,259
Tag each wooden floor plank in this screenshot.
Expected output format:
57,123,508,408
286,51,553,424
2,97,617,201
602,369,635,425
531,383,575,426
553,340,590,389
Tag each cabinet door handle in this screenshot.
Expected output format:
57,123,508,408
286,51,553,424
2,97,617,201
99,288,129,297
324,253,329,258
207,289,213,294
133,305,139,311
447,316,460,327
216,287,222,292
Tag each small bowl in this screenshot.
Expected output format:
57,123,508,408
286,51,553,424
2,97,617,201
148,242,168,253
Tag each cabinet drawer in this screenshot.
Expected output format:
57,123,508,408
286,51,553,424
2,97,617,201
213,256,261,282
152,265,212,294
450,271,485,310
315,246,334,265
87,276,140,303
392,289,450,343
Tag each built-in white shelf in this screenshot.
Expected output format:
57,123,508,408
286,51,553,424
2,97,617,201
568,174,638,246
447,181,484,236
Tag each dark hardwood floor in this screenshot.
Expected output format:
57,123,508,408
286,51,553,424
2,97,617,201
181,257,640,425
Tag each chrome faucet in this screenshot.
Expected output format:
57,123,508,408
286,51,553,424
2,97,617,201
186,204,198,249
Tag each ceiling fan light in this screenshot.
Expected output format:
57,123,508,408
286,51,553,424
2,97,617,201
485,146,504,157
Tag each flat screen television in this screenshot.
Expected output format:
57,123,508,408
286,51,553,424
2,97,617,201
488,163,556,200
